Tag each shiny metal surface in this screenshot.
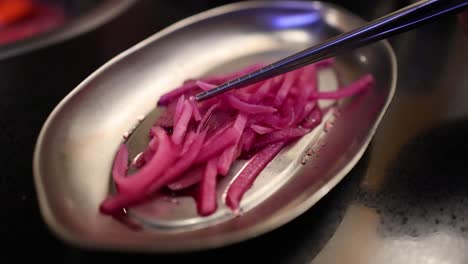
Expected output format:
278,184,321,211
33,1,396,252
195,0,467,101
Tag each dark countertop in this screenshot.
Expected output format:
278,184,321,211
2,1,467,263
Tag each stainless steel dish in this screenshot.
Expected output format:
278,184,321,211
33,0,397,252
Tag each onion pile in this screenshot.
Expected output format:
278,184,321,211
99,58,373,217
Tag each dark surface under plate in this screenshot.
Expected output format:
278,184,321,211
2,0,467,263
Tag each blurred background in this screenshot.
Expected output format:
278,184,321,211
1,0,467,263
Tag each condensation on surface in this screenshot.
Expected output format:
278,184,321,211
313,102,468,264
311,206,468,264
357,119,468,240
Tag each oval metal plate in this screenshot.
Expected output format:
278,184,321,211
33,0,396,252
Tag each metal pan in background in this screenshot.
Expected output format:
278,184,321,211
0,0,137,60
